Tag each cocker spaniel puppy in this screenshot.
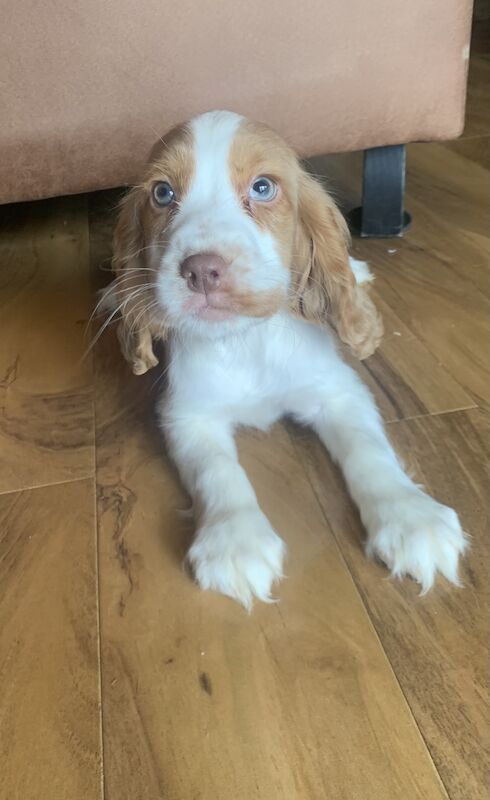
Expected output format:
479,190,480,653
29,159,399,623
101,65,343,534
102,111,466,608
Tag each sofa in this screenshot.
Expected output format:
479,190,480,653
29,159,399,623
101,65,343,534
1,0,473,232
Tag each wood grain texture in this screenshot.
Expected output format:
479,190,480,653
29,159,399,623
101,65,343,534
443,134,490,169
94,330,449,800
462,53,490,137
0,197,94,494
350,227,490,411
346,292,475,423
402,142,489,269
287,409,489,800
0,479,102,800
471,17,490,54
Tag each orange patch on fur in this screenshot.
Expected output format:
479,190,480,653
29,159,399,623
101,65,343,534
231,287,287,318
146,123,195,203
110,124,196,370
291,171,383,359
229,120,298,265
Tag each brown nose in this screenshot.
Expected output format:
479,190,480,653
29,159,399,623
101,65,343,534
180,253,228,293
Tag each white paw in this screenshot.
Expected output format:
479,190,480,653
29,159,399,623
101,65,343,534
366,490,468,593
187,508,286,609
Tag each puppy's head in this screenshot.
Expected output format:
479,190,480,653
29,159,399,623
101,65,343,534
108,110,382,371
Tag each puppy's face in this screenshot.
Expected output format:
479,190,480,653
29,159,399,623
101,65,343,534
111,111,382,365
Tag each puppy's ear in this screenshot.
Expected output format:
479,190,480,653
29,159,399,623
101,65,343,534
292,171,383,359
109,187,160,375
112,187,145,273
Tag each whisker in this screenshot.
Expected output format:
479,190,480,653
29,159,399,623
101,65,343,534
130,299,161,333
117,239,170,261
102,266,160,274
83,285,156,356
87,282,156,331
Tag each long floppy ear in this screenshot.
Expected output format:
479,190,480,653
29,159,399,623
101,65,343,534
106,187,160,375
292,171,383,359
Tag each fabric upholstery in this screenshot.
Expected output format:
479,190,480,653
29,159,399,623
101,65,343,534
1,0,473,204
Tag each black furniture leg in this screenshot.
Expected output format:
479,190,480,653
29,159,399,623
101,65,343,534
347,144,411,238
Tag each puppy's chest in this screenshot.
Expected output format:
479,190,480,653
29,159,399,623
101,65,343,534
169,337,295,427
222,371,286,429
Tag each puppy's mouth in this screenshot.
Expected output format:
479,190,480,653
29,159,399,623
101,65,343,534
195,304,235,322
180,286,286,324
184,292,237,322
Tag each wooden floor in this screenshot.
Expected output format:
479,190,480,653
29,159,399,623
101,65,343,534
1,34,489,800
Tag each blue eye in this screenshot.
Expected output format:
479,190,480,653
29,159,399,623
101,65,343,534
152,181,175,207
249,176,277,202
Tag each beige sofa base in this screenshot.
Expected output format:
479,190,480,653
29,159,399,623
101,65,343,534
1,0,473,205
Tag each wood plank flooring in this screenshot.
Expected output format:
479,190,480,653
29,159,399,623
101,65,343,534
1,31,488,800
0,197,94,494
288,408,489,800
0,480,102,799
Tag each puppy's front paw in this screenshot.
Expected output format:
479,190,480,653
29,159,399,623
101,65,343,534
366,490,468,593
187,508,286,609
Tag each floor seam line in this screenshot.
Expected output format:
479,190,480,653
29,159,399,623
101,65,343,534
0,473,94,497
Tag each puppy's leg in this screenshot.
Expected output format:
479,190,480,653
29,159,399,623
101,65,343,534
296,360,467,592
162,414,285,608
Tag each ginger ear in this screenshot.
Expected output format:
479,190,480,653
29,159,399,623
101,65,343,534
292,171,383,359
116,320,158,376
109,187,161,375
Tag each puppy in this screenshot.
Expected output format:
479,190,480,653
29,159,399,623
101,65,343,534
102,110,466,608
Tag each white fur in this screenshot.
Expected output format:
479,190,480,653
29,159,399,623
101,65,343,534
160,311,466,607
156,111,289,339
350,257,375,285
139,111,466,608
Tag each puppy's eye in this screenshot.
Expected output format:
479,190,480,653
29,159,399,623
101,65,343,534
152,181,175,207
249,176,277,202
